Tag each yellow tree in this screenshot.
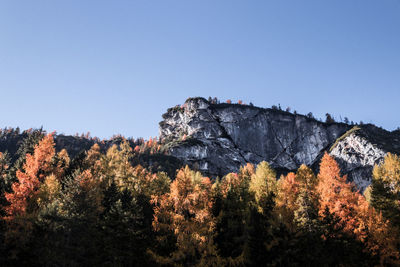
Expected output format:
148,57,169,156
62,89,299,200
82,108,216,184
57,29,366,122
0,152,10,182
244,161,278,266
132,165,170,198
292,165,319,230
218,163,254,199
151,166,218,266
52,149,70,179
249,161,277,212
370,153,400,228
101,141,135,191
296,164,318,190
36,174,61,209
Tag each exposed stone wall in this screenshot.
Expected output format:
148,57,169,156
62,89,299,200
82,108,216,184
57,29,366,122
160,97,399,191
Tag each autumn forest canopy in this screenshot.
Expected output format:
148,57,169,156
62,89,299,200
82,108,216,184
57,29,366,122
0,129,399,266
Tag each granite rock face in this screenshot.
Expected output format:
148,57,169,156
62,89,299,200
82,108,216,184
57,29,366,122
159,97,400,191
329,126,400,191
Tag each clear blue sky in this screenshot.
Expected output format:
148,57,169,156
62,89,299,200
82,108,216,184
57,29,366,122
1,0,399,139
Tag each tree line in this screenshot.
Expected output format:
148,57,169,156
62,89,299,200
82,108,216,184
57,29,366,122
0,133,399,266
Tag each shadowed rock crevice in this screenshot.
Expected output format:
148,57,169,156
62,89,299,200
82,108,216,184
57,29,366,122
208,109,248,163
268,120,298,168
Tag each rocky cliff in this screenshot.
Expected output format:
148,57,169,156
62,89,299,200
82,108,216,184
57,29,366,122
160,97,400,191
329,125,400,191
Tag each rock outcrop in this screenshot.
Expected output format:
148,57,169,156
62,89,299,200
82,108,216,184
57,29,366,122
160,97,400,190
329,125,400,191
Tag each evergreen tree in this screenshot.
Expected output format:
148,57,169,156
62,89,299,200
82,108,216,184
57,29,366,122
6,129,45,186
211,164,255,265
243,194,275,267
318,207,373,266
243,162,278,266
213,172,252,264
370,153,400,228
0,152,11,215
41,170,104,266
99,182,150,266
0,152,11,266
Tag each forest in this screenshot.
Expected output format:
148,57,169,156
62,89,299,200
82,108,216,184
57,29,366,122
0,130,399,266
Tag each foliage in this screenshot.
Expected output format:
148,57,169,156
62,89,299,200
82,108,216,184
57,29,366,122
151,166,219,266
370,153,400,225
0,131,398,266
